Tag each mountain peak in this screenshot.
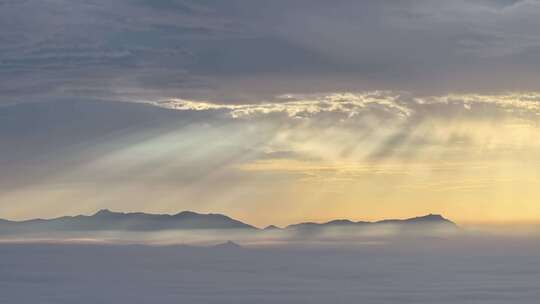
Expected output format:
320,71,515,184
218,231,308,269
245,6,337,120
94,209,115,216
264,225,281,230
409,214,451,222
213,240,242,249
325,219,356,225
174,210,198,217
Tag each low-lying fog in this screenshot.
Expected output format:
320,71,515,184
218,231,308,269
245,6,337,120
1,230,539,303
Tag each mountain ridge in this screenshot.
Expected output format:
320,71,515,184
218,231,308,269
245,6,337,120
0,209,257,232
0,210,457,233
285,213,455,229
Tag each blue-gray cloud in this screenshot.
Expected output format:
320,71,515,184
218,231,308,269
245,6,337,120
2,0,540,105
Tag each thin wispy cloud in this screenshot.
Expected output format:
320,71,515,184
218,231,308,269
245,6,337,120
141,91,540,123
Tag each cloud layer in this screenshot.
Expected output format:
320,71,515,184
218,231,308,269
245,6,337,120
148,91,540,121
2,0,540,104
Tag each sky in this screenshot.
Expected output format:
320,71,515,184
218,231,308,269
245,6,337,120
1,0,540,227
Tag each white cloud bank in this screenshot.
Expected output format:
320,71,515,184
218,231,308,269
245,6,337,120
143,91,540,121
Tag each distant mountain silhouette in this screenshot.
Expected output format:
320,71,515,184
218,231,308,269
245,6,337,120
0,211,457,235
263,225,282,231
285,214,457,233
286,219,370,230
374,214,455,225
0,209,256,232
212,240,242,250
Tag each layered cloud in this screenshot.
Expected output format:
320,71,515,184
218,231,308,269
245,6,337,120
144,91,540,122
145,92,412,119
3,0,540,104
